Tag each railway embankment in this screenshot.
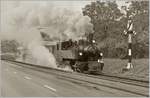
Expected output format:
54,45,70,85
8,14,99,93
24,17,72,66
102,59,149,81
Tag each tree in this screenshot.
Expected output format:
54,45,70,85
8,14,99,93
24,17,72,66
83,1,125,57
82,1,149,58
128,1,149,58
1,40,20,53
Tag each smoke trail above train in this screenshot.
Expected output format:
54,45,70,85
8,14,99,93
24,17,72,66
0,1,93,69
0,1,93,41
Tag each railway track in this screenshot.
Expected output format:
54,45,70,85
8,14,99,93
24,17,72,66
3,60,149,97
75,72,149,88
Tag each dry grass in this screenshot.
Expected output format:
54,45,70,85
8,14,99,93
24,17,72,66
102,58,149,80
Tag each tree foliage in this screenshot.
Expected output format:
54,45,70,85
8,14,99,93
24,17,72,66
130,1,149,58
82,1,149,58
1,40,20,54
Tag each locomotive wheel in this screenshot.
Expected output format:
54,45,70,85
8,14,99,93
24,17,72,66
82,64,89,72
76,62,88,73
69,60,76,71
75,65,81,73
71,63,81,72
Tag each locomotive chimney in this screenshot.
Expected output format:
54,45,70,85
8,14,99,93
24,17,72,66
88,33,94,44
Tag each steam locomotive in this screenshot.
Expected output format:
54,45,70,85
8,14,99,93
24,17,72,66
44,33,104,73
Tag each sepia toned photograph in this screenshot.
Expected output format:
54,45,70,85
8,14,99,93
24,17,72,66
0,0,149,97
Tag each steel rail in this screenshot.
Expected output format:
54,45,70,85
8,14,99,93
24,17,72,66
74,72,149,88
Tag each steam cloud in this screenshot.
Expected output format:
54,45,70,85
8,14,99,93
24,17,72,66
1,1,93,69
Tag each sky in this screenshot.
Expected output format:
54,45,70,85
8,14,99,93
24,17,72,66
0,0,130,41
1,0,129,13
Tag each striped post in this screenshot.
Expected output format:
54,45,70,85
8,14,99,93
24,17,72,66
127,31,133,69
124,19,136,70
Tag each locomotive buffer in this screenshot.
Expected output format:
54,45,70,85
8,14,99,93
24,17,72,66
98,52,104,70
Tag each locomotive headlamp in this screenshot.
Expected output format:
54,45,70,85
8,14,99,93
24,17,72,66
92,40,96,43
98,59,100,63
98,59,104,63
100,53,103,56
79,52,83,56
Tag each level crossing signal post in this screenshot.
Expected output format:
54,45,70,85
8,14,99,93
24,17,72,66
123,17,136,70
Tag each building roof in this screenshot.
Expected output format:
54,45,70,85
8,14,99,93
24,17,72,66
42,41,58,46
